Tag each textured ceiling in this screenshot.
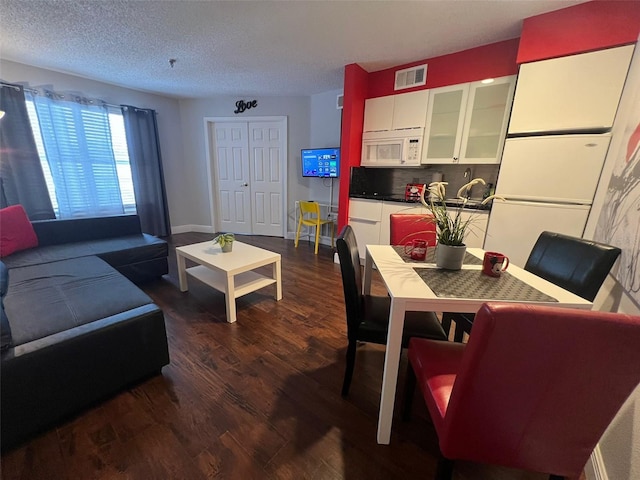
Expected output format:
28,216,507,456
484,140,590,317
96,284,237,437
0,0,583,99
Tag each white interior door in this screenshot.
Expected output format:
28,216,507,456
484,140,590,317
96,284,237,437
214,122,252,234
248,121,284,236
208,117,287,237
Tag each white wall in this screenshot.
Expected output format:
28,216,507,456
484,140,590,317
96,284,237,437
177,95,311,234
0,60,186,229
582,39,640,480
307,89,343,207
0,61,345,235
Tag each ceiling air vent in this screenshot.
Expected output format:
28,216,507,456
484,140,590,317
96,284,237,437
394,64,427,91
336,94,344,110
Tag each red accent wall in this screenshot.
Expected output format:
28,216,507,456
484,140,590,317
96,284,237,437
337,1,640,230
518,0,640,63
338,63,368,230
367,39,520,99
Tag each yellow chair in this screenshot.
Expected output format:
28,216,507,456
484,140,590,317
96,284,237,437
295,201,334,254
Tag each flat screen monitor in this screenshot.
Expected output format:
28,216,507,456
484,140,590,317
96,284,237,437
301,147,340,178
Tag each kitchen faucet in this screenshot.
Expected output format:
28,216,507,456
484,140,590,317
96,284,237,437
463,168,473,198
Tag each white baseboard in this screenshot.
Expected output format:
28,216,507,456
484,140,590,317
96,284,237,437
585,445,608,480
172,228,334,244
171,224,214,234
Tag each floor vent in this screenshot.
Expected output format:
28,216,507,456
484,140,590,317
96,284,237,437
395,64,427,91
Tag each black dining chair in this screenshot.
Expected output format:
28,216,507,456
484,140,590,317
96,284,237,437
442,231,622,342
336,225,447,397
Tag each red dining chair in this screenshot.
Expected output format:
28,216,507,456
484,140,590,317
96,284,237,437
389,213,437,246
403,302,640,480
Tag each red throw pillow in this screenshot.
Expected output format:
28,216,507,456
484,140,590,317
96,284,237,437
0,205,39,257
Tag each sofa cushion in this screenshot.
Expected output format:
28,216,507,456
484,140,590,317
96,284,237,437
0,262,12,350
31,214,143,247
1,234,167,270
4,256,155,346
0,205,38,257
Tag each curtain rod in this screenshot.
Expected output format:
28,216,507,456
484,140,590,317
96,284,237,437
1,81,122,110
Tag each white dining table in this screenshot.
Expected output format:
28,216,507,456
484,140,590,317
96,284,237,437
363,245,593,445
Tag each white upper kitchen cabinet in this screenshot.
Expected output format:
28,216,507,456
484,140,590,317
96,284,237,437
460,77,516,163
508,45,634,134
363,90,430,132
422,76,515,164
391,90,430,130
421,83,469,163
363,96,395,132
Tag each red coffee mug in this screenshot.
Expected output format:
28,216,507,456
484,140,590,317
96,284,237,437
482,251,509,277
405,239,428,261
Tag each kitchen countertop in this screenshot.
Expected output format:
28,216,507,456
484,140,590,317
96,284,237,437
349,193,491,211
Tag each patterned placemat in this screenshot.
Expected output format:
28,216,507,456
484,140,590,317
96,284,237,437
392,245,482,265
414,268,558,302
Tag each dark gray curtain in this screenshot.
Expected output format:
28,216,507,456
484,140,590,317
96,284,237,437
0,83,55,220
121,106,170,236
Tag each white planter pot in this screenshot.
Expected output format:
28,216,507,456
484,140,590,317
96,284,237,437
436,243,466,270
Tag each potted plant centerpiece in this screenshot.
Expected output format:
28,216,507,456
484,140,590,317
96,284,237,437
420,178,501,270
213,233,235,252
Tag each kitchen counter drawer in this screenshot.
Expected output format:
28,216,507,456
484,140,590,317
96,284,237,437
348,198,383,222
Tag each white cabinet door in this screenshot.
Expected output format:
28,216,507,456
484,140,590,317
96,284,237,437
484,200,590,267
496,135,611,203
348,199,383,260
508,45,634,134
422,76,515,165
422,83,469,164
460,210,489,248
392,90,429,130
363,96,395,132
459,77,515,164
364,91,430,132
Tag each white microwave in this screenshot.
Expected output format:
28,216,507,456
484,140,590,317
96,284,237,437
361,128,424,167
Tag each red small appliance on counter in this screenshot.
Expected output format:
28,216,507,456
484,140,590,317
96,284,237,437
405,183,425,202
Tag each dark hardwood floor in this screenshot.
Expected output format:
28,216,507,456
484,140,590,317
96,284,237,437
1,233,571,480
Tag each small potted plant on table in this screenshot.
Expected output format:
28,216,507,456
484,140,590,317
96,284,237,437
213,233,235,252
420,178,502,270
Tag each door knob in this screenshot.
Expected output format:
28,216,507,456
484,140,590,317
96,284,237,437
241,183,248,187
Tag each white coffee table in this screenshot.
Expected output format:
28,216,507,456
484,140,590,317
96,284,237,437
176,240,282,323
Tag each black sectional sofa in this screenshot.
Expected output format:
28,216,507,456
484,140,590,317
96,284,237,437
0,214,171,450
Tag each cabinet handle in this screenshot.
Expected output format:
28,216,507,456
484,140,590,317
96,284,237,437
453,157,459,162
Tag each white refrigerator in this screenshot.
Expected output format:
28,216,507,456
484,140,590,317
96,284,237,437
484,134,611,266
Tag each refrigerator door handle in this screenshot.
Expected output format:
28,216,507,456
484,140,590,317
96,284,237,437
498,194,593,205
498,199,592,210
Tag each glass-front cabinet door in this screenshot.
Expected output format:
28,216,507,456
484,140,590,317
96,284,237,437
421,75,516,165
422,84,469,164
460,76,516,164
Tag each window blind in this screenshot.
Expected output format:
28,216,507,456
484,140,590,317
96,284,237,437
31,94,124,218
